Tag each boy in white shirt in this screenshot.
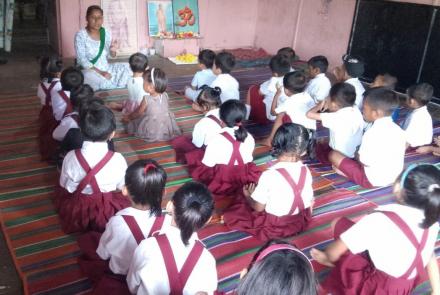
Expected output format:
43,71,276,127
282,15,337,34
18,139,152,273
247,54,291,124
261,71,315,147
334,54,365,109
184,49,216,101
210,51,240,103
328,87,406,188
305,55,331,103
402,82,434,148
307,82,364,165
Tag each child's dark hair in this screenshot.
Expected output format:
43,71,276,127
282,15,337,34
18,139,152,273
125,159,167,217
398,164,440,228
329,82,356,108
378,73,398,90
237,240,316,295
407,83,433,106
79,96,104,117
196,86,222,110
80,104,116,141
143,67,167,93
308,55,328,74
86,5,103,18
220,100,248,142
172,182,214,245
70,84,94,110
271,123,310,158
269,54,291,77
214,51,236,74
198,49,216,69
363,87,399,115
283,71,307,93
129,53,148,73
60,67,84,91
40,55,63,82
277,47,296,65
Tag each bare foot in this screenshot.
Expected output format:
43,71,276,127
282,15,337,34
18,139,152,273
310,248,334,267
257,138,272,147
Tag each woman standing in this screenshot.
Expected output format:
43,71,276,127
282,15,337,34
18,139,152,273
74,5,131,91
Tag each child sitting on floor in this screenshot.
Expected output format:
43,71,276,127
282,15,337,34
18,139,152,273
247,54,291,124
277,47,297,72
224,123,313,241
191,100,261,196
57,104,130,233
184,49,216,101
109,53,149,115
37,55,63,161
306,82,364,165
210,51,240,103
311,164,440,295
172,87,222,164
52,67,84,121
127,182,217,295
238,240,316,295
124,67,181,142
261,71,315,148
77,159,171,294
329,87,406,188
305,55,331,103
402,83,434,149
333,54,365,109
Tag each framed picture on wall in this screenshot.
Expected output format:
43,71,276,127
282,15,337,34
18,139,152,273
101,0,139,56
148,0,174,37
172,0,199,34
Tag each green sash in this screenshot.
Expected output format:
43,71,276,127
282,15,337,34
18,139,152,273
90,28,106,65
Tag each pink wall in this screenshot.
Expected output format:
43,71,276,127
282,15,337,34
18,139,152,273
56,0,258,58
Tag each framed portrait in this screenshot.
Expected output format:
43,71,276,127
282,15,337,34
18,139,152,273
148,0,174,37
172,0,199,34
101,0,139,56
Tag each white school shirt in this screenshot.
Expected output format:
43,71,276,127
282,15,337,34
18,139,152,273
127,226,218,295
261,76,284,121
320,107,364,158
191,68,217,90
358,117,406,187
37,79,62,105
402,106,433,147
251,161,313,216
97,207,172,275
345,78,365,109
305,73,331,103
128,77,147,103
59,141,127,194
52,112,79,142
202,127,255,167
275,92,317,130
192,109,222,148
341,203,439,279
210,74,240,103
51,89,70,121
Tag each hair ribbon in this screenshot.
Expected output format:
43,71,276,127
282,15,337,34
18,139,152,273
150,67,155,87
255,244,313,269
144,163,156,175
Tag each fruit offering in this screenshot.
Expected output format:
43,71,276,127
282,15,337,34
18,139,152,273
175,53,197,63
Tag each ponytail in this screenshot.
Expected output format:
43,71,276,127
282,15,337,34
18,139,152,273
220,100,248,142
400,164,440,228
172,182,214,245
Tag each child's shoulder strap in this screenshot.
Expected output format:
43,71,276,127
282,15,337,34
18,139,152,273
276,166,307,214
206,115,222,127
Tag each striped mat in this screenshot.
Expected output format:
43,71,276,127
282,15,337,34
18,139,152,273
0,68,438,294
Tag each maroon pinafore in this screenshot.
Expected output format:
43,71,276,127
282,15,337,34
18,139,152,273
248,84,271,125
323,211,430,295
78,214,166,295
55,150,130,233
155,234,205,295
38,81,60,160
224,165,312,241
171,115,222,164
191,132,262,196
